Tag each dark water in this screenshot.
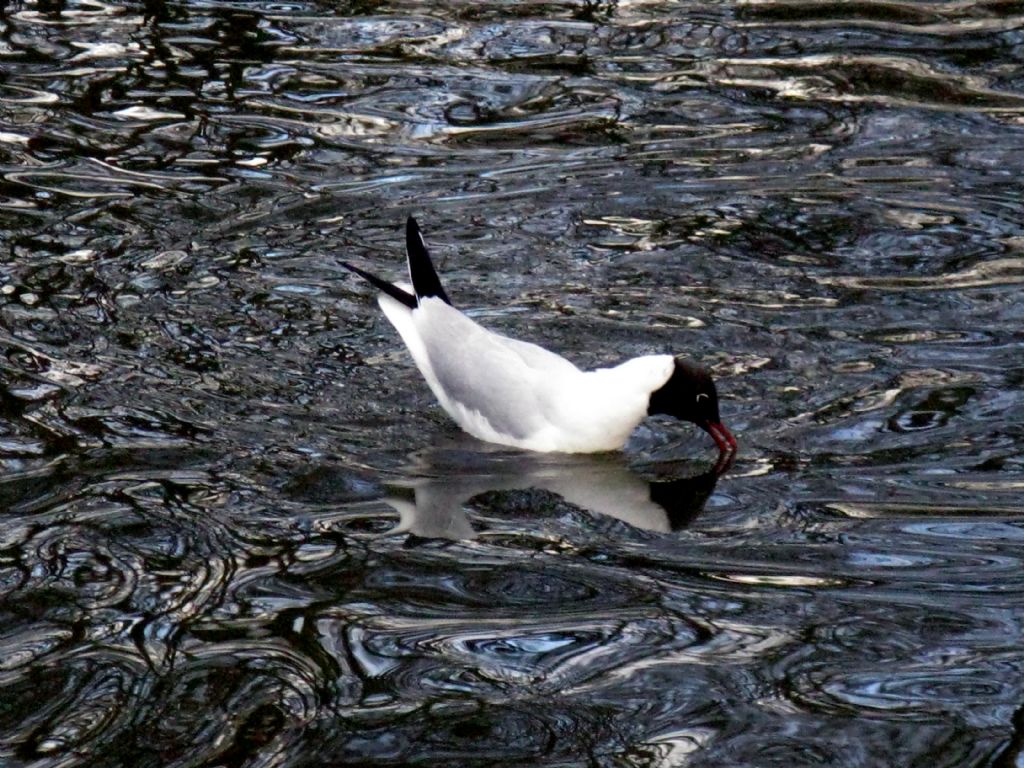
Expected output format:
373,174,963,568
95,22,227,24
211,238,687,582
2,0,1024,765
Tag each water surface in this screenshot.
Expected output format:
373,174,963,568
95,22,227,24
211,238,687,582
2,0,1024,765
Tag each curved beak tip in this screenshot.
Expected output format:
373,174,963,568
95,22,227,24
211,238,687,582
706,422,738,454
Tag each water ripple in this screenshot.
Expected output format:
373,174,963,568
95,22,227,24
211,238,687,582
3,0,1024,764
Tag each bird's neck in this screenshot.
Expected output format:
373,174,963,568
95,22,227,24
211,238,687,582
543,355,675,452
597,354,676,391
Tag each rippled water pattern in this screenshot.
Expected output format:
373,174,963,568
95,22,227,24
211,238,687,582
2,0,1024,765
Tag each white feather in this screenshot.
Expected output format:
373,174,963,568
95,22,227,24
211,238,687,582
378,294,674,453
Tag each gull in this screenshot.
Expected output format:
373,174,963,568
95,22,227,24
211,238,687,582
341,217,737,455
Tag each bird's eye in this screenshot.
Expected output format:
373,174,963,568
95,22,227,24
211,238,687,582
696,393,709,403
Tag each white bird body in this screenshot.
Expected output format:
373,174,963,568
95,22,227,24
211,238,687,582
341,217,736,457
378,290,675,453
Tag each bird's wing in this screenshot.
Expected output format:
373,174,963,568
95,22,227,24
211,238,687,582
494,334,582,376
414,299,579,442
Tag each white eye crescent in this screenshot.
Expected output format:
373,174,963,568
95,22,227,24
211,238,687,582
696,393,709,402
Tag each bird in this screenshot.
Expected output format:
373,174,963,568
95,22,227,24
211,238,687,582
340,217,737,456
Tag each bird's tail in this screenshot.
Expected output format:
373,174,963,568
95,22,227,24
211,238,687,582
341,217,451,310
340,260,417,309
406,216,451,305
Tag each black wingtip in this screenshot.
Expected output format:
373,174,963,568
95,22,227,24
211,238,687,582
406,217,451,306
340,260,417,310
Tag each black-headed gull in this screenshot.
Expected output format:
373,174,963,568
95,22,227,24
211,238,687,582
341,217,737,455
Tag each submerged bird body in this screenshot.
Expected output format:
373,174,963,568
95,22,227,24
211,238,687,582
343,218,737,455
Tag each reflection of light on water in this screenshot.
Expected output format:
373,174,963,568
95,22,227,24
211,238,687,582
818,258,1024,291
848,551,934,568
707,572,848,586
638,727,714,762
708,54,1024,112
111,106,186,121
950,480,1024,491
831,420,883,441
826,502,1024,518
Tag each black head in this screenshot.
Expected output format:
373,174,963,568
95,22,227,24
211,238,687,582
648,358,737,453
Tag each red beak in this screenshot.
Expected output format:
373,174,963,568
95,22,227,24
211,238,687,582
705,422,738,454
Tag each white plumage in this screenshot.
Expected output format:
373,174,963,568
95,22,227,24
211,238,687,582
379,290,676,452
341,217,737,456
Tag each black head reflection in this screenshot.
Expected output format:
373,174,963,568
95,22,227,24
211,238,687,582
649,451,734,530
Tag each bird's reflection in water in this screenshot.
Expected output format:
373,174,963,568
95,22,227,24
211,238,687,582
381,437,734,540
